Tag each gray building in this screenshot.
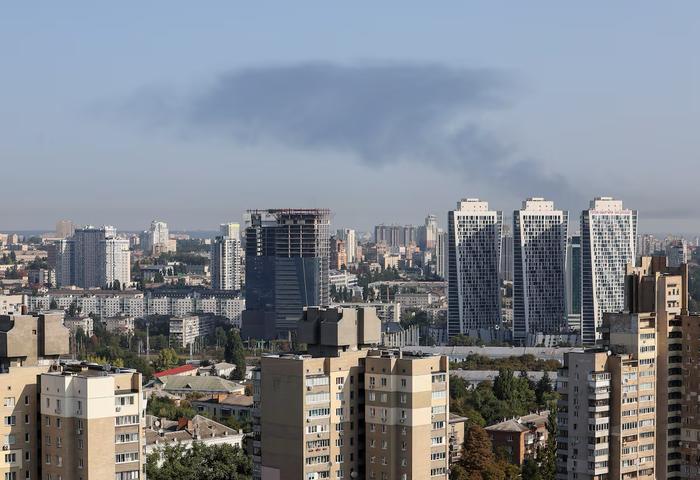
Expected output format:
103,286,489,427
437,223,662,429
447,198,503,337
242,209,330,339
513,198,568,341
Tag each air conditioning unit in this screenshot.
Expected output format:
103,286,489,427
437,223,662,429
2,445,9,451
116,407,122,412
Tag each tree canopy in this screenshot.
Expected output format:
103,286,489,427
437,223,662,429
146,442,252,480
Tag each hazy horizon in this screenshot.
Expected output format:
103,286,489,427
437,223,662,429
2,3,699,233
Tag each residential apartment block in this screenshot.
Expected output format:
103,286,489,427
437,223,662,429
513,198,568,341
447,198,503,337
211,235,242,291
253,306,450,480
1,313,146,480
557,256,693,480
580,197,637,344
168,315,215,348
40,364,146,480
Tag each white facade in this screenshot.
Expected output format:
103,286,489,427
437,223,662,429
100,237,130,288
337,228,357,264
513,198,568,340
219,223,240,239
435,229,448,279
580,197,637,344
447,199,503,337
26,291,246,324
169,315,216,348
424,214,438,250
210,236,242,290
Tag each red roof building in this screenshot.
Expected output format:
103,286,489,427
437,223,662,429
154,364,197,378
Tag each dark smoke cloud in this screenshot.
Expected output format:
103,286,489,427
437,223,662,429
120,61,581,204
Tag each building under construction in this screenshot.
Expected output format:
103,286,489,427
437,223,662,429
242,208,331,339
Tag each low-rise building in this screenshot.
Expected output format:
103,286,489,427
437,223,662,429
191,394,254,423
150,375,245,397
104,315,136,335
145,414,246,465
485,411,549,465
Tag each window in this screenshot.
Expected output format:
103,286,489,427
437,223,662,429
4,453,17,463
115,395,135,406
431,436,444,445
307,408,330,418
115,415,139,426
3,416,16,426
335,454,344,463
305,376,329,387
115,433,140,444
3,397,15,407
431,390,446,399
115,452,139,464
306,392,330,404
306,424,329,434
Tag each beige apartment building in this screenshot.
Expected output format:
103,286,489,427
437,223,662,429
40,364,146,480
253,306,449,480
1,313,146,480
556,256,693,480
1,313,69,480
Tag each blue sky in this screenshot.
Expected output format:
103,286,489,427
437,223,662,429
1,2,698,233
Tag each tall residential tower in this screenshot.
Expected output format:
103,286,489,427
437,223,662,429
447,199,503,337
512,198,568,342
580,197,637,344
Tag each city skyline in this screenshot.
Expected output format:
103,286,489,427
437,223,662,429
2,3,699,232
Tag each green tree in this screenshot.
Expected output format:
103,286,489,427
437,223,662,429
49,299,58,310
225,330,246,381
456,425,505,480
215,327,227,350
539,407,558,480
521,457,543,480
156,348,179,371
146,441,252,480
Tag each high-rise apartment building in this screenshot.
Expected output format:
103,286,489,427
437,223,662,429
500,227,513,283
141,220,173,255
242,209,330,339
1,313,70,480
50,226,130,288
424,214,439,250
336,229,357,264
580,197,637,344
253,306,449,480
211,235,242,290
566,235,582,330
435,230,448,280
374,225,419,248
513,198,568,341
40,365,146,480
557,324,657,480
2,313,146,480
220,222,241,240
329,236,347,270
50,239,75,287
447,199,503,337
100,237,131,288
665,239,688,268
55,220,75,239
557,256,690,480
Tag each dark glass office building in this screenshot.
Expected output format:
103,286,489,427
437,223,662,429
242,208,330,338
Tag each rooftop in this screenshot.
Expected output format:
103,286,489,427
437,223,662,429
154,364,197,378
